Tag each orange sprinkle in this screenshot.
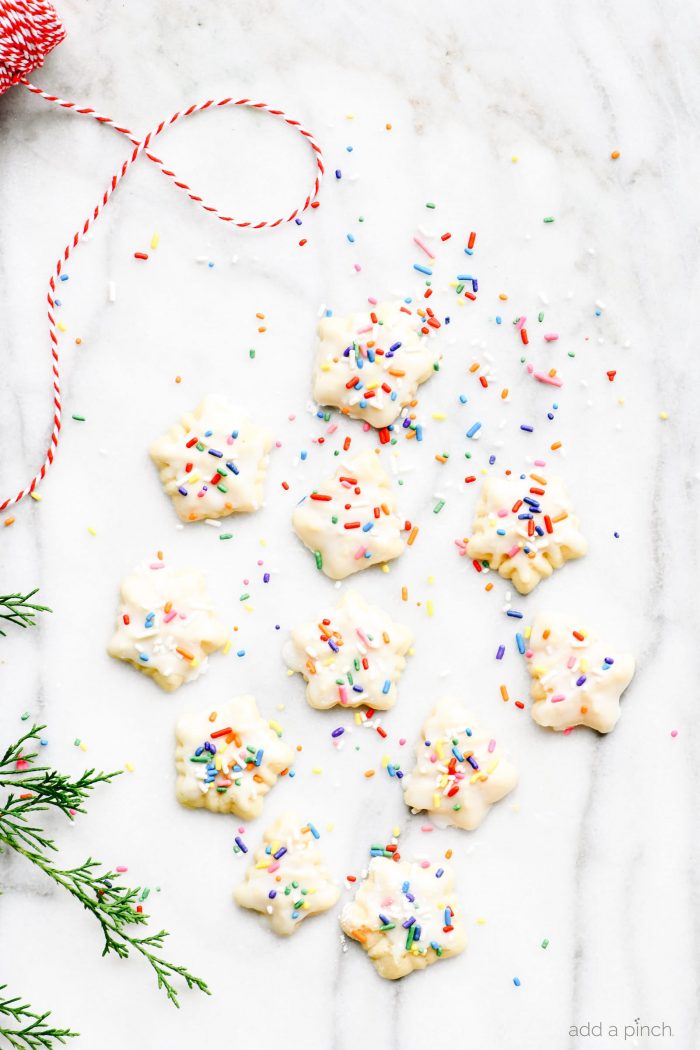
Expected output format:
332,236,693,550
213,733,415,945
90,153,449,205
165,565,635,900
501,388,509,399
551,441,562,451
401,586,408,601
530,473,547,485
3,516,15,527
611,150,620,160
573,630,585,641
258,326,267,334
364,769,376,779
552,511,569,523
469,362,480,373
484,582,493,592
388,368,406,377
435,454,448,464
176,647,194,661
407,526,419,546
255,312,265,319
498,293,508,301
208,711,217,722
543,629,551,640
500,684,509,702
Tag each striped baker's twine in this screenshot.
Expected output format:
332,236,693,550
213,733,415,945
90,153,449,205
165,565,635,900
0,82,324,511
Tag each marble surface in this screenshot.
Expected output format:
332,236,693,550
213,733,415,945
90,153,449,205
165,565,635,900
1,1,698,1047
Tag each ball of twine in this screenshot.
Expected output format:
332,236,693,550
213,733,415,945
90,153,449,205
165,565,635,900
0,0,324,511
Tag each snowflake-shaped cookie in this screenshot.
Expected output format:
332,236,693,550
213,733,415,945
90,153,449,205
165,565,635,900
107,561,228,691
284,590,413,710
465,473,587,595
292,450,405,580
403,697,518,830
525,611,636,733
312,301,441,429
340,856,466,980
149,395,272,522
234,813,340,935
175,695,295,819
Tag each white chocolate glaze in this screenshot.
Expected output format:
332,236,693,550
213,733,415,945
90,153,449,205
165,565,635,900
234,812,340,935
526,610,636,733
291,450,405,580
340,856,465,980
284,590,413,710
312,301,441,429
149,395,272,522
107,562,228,692
175,695,295,819
403,696,518,830
465,474,587,595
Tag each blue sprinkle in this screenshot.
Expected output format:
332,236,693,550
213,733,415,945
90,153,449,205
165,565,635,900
59,274,69,282
226,461,240,475
516,632,526,654
459,394,468,404
506,610,523,620
413,264,433,276
308,823,320,839
513,977,521,987
382,680,391,695
520,424,534,433
335,169,342,179
208,448,223,458
466,422,482,439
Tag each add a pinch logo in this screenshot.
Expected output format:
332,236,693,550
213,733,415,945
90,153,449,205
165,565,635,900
569,1019,673,1040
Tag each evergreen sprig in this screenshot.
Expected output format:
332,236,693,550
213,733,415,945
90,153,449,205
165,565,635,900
0,987,77,1049
0,723,209,1041
0,592,51,637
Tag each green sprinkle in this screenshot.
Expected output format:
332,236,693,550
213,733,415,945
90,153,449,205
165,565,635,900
314,551,323,570
455,283,465,294
249,349,256,359
216,483,228,493
239,593,250,602
379,923,396,931
405,925,416,950
425,202,436,209
72,414,86,422
20,711,29,721
541,938,550,949
433,499,445,514
219,532,233,540
538,311,544,322
543,216,555,223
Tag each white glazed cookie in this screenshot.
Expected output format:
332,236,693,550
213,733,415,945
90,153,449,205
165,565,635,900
234,813,340,935
149,395,272,522
340,856,465,980
284,590,413,710
403,696,518,831
175,696,295,819
465,473,587,594
312,301,441,429
107,561,228,692
526,611,636,733
292,450,405,580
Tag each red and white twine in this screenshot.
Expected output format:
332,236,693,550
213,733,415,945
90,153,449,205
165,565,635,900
0,0,324,512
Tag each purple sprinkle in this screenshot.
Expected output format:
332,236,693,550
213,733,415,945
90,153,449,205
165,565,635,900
467,755,479,770
520,424,534,433
268,890,277,899
208,448,223,458
331,727,345,738
389,342,402,352
576,675,587,687
178,486,188,496
234,836,248,853
273,846,287,860
496,644,506,660
435,868,444,878
402,917,416,929
263,572,270,584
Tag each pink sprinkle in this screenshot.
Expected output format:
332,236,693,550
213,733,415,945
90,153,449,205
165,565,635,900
355,628,371,648
526,362,534,374
420,824,434,832
533,371,564,388
257,560,263,566
487,739,496,753
338,685,348,703
506,544,520,558
398,737,406,746
563,726,574,736
551,693,566,703
353,263,362,272
288,414,296,421
525,648,534,658
543,333,559,342
226,435,234,445
362,422,371,432
149,562,165,570
268,861,280,874
566,656,576,669
327,423,338,435
413,235,435,259
419,860,430,869
497,508,509,518
533,459,547,467
354,546,368,560
671,729,678,738
116,865,128,873
243,578,249,586
516,316,527,331
238,826,246,833
163,611,177,623
275,440,282,448
367,296,378,305
357,324,373,334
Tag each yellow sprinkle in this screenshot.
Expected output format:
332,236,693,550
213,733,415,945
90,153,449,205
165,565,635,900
30,492,42,501
511,155,519,163
381,755,390,768
151,232,160,249
659,411,669,420
476,917,487,925
326,822,334,832
276,703,285,711
87,526,96,536
223,640,231,655
354,712,362,725
426,600,434,618
392,826,401,837
259,538,268,547
427,575,435,585
524,626,532,639
269,720,284,736
432,793,442,809
431,412,446,421
243,603,254,613
124,762,134,772
57,321,67,333
312,767,322,774
256,860,271,870
381,562,390,573
79,742,88,752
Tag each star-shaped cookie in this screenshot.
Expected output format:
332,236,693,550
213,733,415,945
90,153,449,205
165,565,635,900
107,561,228,691
525,611,636,733
340,856,466,979
149,395,272,522
175,695,295,819
234,813,340,935
284,590,413,710
292,450,405,580
465,473,587,594
312,301,441,428
403,696,518,830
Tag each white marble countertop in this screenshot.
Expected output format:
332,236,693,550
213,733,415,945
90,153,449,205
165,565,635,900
1,1,698,1047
